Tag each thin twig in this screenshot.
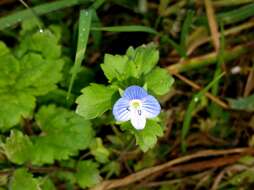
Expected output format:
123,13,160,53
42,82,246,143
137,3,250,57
137,171,212,188
167,44,251,73
187,20,254,55
92,148,254,190
173,73,229,109
204,0,220,52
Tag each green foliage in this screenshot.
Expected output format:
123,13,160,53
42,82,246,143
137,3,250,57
101,161,121,178
76,84,117,120
3,105,94,165
32,105,94,165
101,44,159,83
121,120,163,152
90,138,110,163
226,169,254,186
3,130,33,165
227,94,254,111
9,169,39,190
145,67,174,96
76,44,173,152
2,0,253,189
101,54,130,82
0,31,63,131
76,160,102,188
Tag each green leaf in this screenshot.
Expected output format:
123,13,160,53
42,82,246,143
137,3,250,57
126,43,159,76
145,67,174,96
3,105,94,165
9,168,39,190
76,84,117,120
101,161,121,178
3,130,33,165
134,150,156,171
16,53,63,95
0,42,19,88
0,93,35,130
53,170,76,185
101,43,159,83
40,178,56,190
32,105,94,165
16,30,61,59
20,18,43,36
227,169,254,186
121,120,163,152
76,160,101,188
0,31,63,130
101,54,130,82
90,138,110,163
227,94,254,111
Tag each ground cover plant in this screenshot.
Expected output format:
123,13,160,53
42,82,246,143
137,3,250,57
0,0,254,189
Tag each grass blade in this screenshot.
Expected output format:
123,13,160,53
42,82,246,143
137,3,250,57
67,9,92,99
91,25,158,34
162,35,187,58
0,0,91,30
180,10,194,55
181,73,225,152
196,3,254,25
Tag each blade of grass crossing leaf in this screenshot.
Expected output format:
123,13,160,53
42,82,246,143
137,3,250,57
91,25,158,34
18,0,44,31
67,9,92,99
180,10,194,56
0,0,90,30
181,73,225,152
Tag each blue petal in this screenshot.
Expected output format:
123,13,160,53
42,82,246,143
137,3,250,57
123,85,148,100
113,97,131,121
141,95,161,118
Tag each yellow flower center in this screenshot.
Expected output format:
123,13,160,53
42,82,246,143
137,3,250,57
130,100,142,109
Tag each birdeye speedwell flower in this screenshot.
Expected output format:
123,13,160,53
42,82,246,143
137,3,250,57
113,85,161,130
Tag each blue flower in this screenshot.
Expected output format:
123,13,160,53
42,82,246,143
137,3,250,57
113,85,161,130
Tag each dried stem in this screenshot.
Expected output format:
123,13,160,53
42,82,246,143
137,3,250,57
92,148,254,190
